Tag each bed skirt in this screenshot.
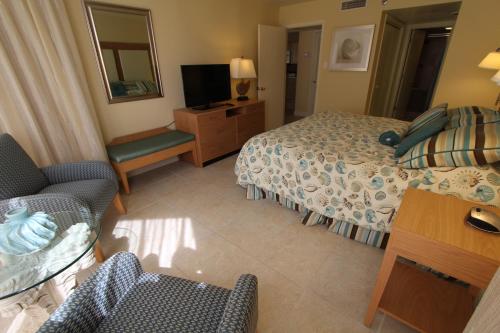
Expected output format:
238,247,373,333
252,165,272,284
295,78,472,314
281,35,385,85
245,184,391,249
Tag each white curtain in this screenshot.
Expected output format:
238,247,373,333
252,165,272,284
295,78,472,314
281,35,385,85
0,0,107,166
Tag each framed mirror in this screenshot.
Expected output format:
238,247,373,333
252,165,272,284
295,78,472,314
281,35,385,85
84,1,163,103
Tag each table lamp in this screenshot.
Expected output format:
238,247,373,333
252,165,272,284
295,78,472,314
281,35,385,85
230,57,257,101
492,70,500,86
479,48,500,107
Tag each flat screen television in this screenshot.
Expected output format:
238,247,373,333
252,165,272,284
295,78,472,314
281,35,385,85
181,64,232,110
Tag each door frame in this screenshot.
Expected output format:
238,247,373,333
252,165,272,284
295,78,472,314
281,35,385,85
366,13,405,117
365,16,456,116
365,12,392,115
307,29,322,116
284,20,325,115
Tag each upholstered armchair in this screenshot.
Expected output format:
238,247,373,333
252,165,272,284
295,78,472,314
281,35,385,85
37,252,259,333
0,133,126,261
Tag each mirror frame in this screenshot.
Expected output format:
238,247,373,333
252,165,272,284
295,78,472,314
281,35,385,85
84,1,164,104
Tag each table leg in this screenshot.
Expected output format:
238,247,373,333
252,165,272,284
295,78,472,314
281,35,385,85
0,250,96,332
0,288,40,318
94,240,105,263
364,248,398,327
113,194,127,215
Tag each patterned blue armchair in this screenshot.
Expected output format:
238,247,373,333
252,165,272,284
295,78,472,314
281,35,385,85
37,252,259,333
0,133,125,260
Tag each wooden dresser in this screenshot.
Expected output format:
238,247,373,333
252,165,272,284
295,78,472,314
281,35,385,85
174,99,265,167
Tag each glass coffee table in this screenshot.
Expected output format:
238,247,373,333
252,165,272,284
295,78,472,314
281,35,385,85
0,209,100,321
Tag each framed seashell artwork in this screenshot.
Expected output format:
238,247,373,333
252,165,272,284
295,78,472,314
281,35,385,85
329,24,375,71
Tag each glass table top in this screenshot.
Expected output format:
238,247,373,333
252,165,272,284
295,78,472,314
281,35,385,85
0,210,100,300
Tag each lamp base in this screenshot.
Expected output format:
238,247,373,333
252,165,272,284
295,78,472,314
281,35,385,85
237,95,249,101
236,80,250,95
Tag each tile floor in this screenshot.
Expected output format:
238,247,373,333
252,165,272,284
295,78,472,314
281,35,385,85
2,155,416,332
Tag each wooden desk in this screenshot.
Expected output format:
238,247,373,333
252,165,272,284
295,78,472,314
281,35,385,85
364,188,500,332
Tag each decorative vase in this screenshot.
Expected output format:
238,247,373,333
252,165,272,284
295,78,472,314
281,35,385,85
0,207,58,256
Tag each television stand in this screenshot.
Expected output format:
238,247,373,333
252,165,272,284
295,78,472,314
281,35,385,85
192,102,234,110
174,99,265,166
192,104,213,111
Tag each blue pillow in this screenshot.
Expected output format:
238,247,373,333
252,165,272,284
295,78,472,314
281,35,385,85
379,131,401,146
395,115,448,158
406,103,448,136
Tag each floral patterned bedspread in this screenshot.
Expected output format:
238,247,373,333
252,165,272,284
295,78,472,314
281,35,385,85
235,111,500,232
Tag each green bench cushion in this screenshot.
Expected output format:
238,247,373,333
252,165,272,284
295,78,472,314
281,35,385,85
107,130,195,163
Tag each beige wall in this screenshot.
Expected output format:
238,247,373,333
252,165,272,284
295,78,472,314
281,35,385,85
65,0,279,142
279,0,500,115
432,0,500,108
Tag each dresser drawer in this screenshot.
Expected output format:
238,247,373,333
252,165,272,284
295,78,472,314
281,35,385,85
200,140,236,161
237,109,265,146
197,112,226,129
198,118,236,144
241,102,264,114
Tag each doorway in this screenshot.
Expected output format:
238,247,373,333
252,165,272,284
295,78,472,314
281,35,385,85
284,26,322,124
394,27,451,120
368,2,461,121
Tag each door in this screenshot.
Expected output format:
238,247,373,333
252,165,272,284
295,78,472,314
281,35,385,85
307,29,321,116
258,24,287,130
369,15,404,117
393,29,426,120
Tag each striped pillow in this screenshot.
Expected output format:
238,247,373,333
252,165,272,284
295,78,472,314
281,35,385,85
397,123,500,168
446,106,500,129
406,103,448,136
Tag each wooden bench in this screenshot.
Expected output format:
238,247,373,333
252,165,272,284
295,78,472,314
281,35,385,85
106,127,199,194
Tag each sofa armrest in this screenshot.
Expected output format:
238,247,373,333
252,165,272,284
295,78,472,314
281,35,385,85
217,274,258,333
41,161,118,190
0,193,93,225
37,252,143,333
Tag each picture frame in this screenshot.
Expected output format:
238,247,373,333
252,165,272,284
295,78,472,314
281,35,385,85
329,24,375,71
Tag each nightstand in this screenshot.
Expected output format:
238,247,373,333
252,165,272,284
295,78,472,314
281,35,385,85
364,188,500,333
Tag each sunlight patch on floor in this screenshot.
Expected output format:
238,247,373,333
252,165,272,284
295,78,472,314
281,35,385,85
112,217,197,268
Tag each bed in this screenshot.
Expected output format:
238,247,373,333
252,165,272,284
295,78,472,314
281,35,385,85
234,111,500,248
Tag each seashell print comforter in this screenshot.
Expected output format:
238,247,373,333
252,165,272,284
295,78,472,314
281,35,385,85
235,111,500,233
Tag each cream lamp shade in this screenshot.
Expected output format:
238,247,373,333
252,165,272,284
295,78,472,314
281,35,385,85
479,48,500,107
230,58,257,79
230,57,256,101
478,49,500,70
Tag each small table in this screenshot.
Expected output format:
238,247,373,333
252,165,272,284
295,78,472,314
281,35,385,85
364,188,500,333
0,210,100,324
